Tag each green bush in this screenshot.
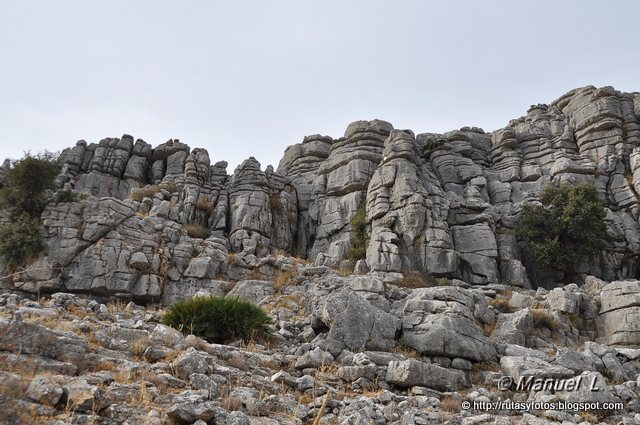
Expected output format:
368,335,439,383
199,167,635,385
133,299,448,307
348,198,368,260
52,189,82,203
0,215,44,272
0,153,62,219
516,183,607,273
162,295,273,343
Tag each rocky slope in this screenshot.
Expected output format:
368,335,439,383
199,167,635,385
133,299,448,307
3,267,640,424
2,85,640,424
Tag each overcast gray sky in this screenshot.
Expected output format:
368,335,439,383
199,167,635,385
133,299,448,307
1,1,639,172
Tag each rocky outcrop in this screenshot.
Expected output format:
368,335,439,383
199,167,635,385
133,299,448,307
2,85,640,300
5,272,640,423
598,280,640,345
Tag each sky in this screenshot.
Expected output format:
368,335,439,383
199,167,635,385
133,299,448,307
1,1,639,172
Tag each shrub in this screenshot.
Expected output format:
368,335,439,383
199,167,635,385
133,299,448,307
52,189,82,203
162,295,273,343
184,222,211,239
0,153,62,218
0,214,44,271
516,183,607,273
347,198,368,260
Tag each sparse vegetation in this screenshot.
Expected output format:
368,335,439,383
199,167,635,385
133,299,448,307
532,308,557,331
0,214,44,271
162,295,274,344
184,222,211,239
347,198,368,261
0,152,62,219
270,193,284,214
393,272,437,289
273,267,299,293
0,153,62,271
52,189,83,203
129,182,179,201
195,195,214,214
489,297,514,313
516,183,608,277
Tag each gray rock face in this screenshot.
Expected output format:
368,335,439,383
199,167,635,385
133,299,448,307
317,287,399,352
386,359,470,391
598,280,640,345
227,280,275,305
493,308,533,346
4,85,640,298
27,376,64,406
399,287,496,362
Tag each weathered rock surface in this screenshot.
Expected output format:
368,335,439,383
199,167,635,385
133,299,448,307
2,86,640,298
3,272,640,423
400,287,496,361
598,280,640,345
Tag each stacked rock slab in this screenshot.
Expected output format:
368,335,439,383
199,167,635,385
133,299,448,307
3,86,640,299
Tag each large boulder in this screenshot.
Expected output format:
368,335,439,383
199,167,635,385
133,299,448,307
318,287,400,352
400,287,496,361
386,359,470,391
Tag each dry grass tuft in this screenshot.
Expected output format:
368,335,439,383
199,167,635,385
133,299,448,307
440,396,461,413
184,222,211,239
392,273,437,289
273,268,299,293
490,297,514,313
482,321,497,337
532,308,557,331
129,337,151,359
394,344,421,359
195,195,214,214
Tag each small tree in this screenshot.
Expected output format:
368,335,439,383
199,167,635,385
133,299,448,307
0,214,44,272
0,153,61,271
0,153,62,219
516,183,607,276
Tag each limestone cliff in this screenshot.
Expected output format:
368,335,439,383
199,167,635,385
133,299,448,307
2,85,640,300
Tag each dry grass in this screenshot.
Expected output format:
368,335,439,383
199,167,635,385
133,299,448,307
184,222,211,239
394,344,421,359
392,273,437,289
95,361,117,372
67,304,92,318
269,292,304,313
482,321,497,337
129,337,151,359
130,186,160,202
270,194,284,214
273,268,299,293
106,299,129,314
195,196,214,214
440,396,461,413
489,297,514,313
532,308,557,331
472,361,501,373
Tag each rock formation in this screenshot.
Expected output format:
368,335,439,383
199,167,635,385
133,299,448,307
3,85,640,423
1,85,640,300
